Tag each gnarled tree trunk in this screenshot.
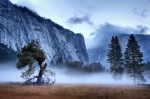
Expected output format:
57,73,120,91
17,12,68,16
36,63,47,85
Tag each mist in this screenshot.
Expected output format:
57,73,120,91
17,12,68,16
52,67,150,85
0,63,150,85
0,63,24,82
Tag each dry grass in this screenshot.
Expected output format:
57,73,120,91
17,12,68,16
0,83,150,99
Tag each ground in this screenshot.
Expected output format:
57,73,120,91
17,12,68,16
0,83,150,99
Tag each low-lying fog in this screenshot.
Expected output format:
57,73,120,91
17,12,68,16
0,63,150,85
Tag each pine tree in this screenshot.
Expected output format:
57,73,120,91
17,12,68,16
16,40,55,85
124,34,146,84
107,36,123,82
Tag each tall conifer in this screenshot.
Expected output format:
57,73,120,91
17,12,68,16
108,36,123,81
124,34,146,84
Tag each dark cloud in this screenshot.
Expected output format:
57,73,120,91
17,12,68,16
133,8,147,18
68,15,93,25
89,32,95,36
87,23,149,49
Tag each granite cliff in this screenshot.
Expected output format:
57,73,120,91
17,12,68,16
0,0,89,63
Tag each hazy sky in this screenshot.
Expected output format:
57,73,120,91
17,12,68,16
9,0,150,48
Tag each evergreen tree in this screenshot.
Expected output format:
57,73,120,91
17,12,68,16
107,36,123,81
16,40,55,85
124,34,146,84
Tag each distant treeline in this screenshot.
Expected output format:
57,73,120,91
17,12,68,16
0,43,17,63
51,56,106,73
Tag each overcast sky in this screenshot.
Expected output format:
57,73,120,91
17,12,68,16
10,0,150,48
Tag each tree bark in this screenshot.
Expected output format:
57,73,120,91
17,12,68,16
36,63,47,85
36,69,43,85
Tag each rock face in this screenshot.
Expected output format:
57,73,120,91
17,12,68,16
88,34,150,65
0,0,89,63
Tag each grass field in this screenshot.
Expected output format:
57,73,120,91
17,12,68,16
0,84,150,99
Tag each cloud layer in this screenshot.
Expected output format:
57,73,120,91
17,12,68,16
133,8,147,18
68,15,93,25
86,23,149,49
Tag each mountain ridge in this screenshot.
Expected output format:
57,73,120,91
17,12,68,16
0,0,89,64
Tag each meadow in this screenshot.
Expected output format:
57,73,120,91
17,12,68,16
0,84,150,99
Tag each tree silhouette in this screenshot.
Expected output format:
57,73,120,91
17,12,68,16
16,40,55,85
124,34,146,84
107,36,123,82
